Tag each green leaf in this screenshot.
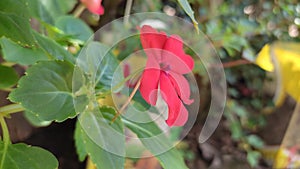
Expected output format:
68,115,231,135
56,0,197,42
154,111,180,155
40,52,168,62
0,142,58,169
177,0,199,33
24,0,77,24
74,120,87,162
72,66,90,113
0,37,48,65
78,106,125,169
0,0,29,18
23,110,52,127
78,41,124,93
132,90,151,110
124,115,188,169
0,31,75,65
55,15,93,42
247,150,261,167
0,12,35,46
229,121,243,140
0,0,35,46
32,31,75,63
0,65,18,89
246,135,264,149
9,60,76,122
124,98,160,123
39,21,66,41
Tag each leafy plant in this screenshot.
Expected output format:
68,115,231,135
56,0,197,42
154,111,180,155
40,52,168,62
0,0,196,168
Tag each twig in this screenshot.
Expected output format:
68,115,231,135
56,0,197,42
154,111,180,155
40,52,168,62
111,78,141,123
74,3,86,18
123,0,133,25
211,59,253,68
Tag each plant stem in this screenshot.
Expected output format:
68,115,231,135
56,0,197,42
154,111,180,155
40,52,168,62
111,78,141,123
0,115,11,169
0,104,24,116
123,0,133,25
0,88,13,92
211,59,253,68
222,59,253,68
74,3,86,18
1,62,15,67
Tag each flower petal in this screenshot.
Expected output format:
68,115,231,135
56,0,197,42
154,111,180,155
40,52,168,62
140,25,167,49
139,68,160,106
160,72,188,126
166,101,189,126
162,35,194,74
81,0,104,15
140,25,167,62
169,72,194,105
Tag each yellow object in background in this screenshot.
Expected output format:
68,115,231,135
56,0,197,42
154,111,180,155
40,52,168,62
255,42,300,105
255,44,274,72
256,42,300,168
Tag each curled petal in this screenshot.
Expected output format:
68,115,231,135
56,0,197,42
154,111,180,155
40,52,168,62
81,0,104,15
162,35,194,74
169,72,194,105
160,73,188,126
166,101,189,126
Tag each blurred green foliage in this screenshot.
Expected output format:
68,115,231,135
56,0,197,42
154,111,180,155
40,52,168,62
169,0,299,167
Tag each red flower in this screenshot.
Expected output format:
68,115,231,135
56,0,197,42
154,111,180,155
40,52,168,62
139,25,194,126
81,0,104,15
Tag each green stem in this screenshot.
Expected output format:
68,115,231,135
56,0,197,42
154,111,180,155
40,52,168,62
124,0,133,25
0,115,11,169
74,3,86,18
0,104,24,116
1,62,15,67
0,88,13,92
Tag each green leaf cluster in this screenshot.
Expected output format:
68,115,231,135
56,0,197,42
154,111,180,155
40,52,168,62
0,1,193,169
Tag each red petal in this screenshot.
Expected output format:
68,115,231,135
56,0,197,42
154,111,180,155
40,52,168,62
166,101,189,126
140,25,167,49
162,35,194,74
169,72,194,105
81,0,104,15
160,73,188,126
140,25,167,62
139,66,160,106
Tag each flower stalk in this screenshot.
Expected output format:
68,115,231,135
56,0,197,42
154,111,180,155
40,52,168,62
111,78,141,123
0,104,24,116
73,3,86,18
0,115,11,168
